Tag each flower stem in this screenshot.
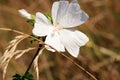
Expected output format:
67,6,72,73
22,44,43,80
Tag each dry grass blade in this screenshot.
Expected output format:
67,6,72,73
100,47,118,57
42,54,54,80
0,27,24,34
0,27,44,44
15,47,36,59
58,52,98,80
0,27,97,80
95,47,120,68
33,47,45,80
0,34,29,80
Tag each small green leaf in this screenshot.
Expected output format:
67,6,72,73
24,72,34,80
12,72,35,80
31,15,36,20
30,39,36,44
27,15,36,26
27,19,35,26
30,35,43,44
12,74,22,80
44,13,53,24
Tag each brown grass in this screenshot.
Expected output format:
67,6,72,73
0,35,29,79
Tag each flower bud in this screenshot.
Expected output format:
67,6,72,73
18,9,32,19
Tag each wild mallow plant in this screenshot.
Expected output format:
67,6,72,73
0,0,98,80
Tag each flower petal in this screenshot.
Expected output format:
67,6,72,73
36,12,51,25
59,0,89,28
59,29,89,57
32,12,53,36
52,0,69,25
45,32,65,52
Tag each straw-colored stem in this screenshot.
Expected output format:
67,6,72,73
22,44,43,80
58,52,98,80
0,27,97,80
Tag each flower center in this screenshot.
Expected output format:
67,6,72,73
53,27,60,32
53,23,62,32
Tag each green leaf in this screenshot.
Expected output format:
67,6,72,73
23,72,34,80
12,72,35,80
31,15,36,20
30,39,36,44
44,13,53,24
27,15,36,26
30,35,43,44
12,74,22,80
27,19,35,26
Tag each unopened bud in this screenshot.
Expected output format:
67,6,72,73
18,9,32,19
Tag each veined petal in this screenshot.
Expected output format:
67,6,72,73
32,12,53,36
36,12,51,25
59,29,89,57
32,23,53,36
52,0,69,25
74,30,89,46
59,0,89,28
45,32,65,52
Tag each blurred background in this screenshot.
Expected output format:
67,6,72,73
0,0,120,80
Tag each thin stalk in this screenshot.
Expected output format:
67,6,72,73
0,27,97,80
58,52,98,80
22,44,43,80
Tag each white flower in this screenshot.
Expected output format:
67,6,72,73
32,0,89,57
18,9,32,19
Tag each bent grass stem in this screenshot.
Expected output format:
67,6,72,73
22,44,43,80
0,27,97,80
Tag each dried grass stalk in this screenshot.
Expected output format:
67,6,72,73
0,28,98,80
0,27,44,44
0,34,29,80
15,47,36,59
33,47,45,80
